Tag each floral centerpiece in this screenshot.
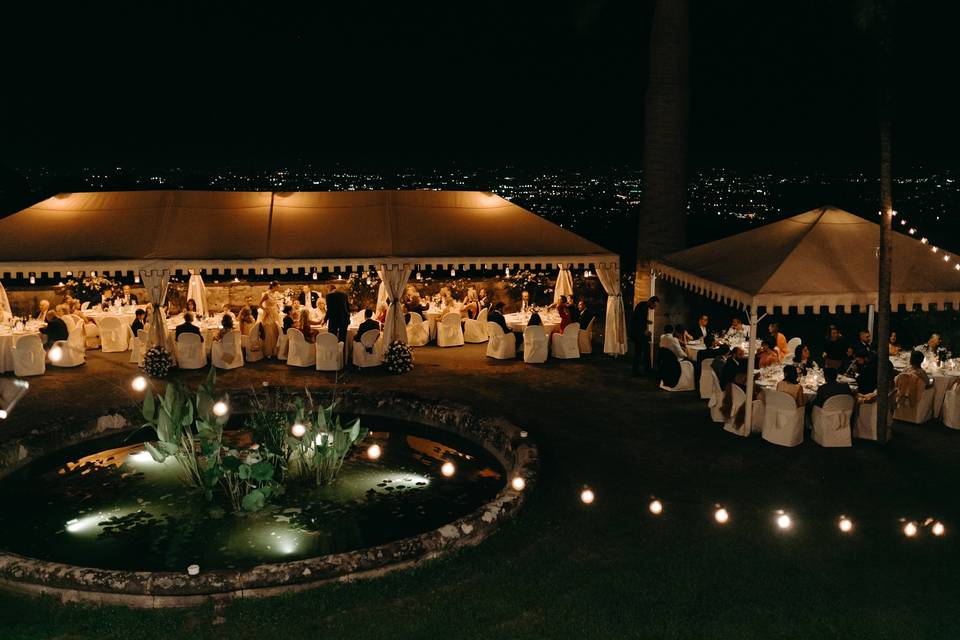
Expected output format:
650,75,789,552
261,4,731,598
143,346,173,378
57,275,120,305
383,340,414,374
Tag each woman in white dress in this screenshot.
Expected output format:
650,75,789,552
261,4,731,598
259,282,281,358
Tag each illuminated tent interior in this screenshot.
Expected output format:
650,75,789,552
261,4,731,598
0,190,626,353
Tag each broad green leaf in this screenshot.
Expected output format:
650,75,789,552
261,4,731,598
142,388,156,423
142,442,167,463
348,418,361,442
250,460,273,482
238,464,251,480
242,489,266,512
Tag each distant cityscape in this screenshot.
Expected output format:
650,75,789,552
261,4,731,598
8,164,959,258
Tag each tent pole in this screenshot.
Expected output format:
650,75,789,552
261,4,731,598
649,272,657,370
867,304,875,334
744,307,758,432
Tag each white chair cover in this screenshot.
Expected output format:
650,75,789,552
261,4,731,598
377,265,412,345
12,334,45,376
723,385,763,436
550,322,581,360
130,328,148,365
83,320,101,350
352,329,384,368
699,357,716,400
315,332,344,371
893,375,935,424
243,321,264,362
176,333,206,370
853,393,894,441
211,331,243,370
80,301,90,311
523,326,548,363
596,263,627,355
485,321,516,360
812,394,855,447
706,369,725,423
286,328,316,367
406,312,430,347
786,337,802,357
761,389,804,447
660,359,695,391
436,313,465,347
553,264,573,304
186,274,210,318
51,324,86,367
276,332,289,361
61,314,78,333
99,316,128,353
943,388,960,430
578,318,594,354
463,307,489,343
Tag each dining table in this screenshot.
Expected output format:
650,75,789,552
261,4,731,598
890,352,960,418
503,310,563,335
0,325,43,373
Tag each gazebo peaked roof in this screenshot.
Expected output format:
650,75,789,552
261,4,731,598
0,190,617,276
654,206,960,312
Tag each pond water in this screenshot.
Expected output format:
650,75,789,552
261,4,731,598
0,417,504,572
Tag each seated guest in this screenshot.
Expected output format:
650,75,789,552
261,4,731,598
568,297,581,325
120,285,138,305
854,349,893,396
674,324,693,346
577,299,594,329
297,309,317,342
907,349,933,387
722,347,748,390
354,308,380,342
697,334,722,364
214,313,235,342
519,290,532,313
478,288,491,310
375,302,388,324
186,298,198,315
758,338,781,369
822,325,847,370
554,296,572,332
695,314,710,340
461,288,479,320
895,350,934,408
793,344,817,376
724,317,749,345
776,365,806,407
488,302,511,336
40,310,69,347
814,367,853,407
131,309,146,336
888,330,901,356
243,296,259,322
298,285,319,308
659,325,687,361
924,333,941,354
56,294,76,317
405,293,428,323
441,295,458,317
281,306,294,334
528,311,543,327
856,329,873,353
175,312,203,341
767,322,788,360
711,345,732,383
290,299,302,320
35,299,50,322
238,307,255,337
221,303,236,321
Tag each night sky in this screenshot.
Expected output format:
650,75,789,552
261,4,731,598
2,0,957,170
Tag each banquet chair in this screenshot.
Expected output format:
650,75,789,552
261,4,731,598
352,329,383,368
286,328,316,368
61,314,78,333
50,324,86,368
658,348,694,392
99,316,128,353
485,322,516,360
723,384,764,437
176,333,207,370
130,329,148,365
941,387,960,430
550,322,581,360
699,358,716,400
812,394,855,447
705,370,725,423
276,332,289,361
761,389,804,447
523,326,548,363
463,307,489,343
406,312,430,347
786,337,802,357
12,334,45,377
243,322,265,362
82,320,101,350
211,331,244,370
578,318,595,354
853,392,894,441
80,301,90,311
436,313,465,347
315,332,344,371
893,374,935,424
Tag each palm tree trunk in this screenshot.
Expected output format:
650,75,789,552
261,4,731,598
875,91,893,442
634,0,689,305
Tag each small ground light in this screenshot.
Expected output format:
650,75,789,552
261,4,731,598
714,507,729,524
291,423,306,438
932,522,946,536
649,499,663,515
367,444,382,460
212,400,229,417
0,409,8,420
839,516,853,533
903,521,918,537
441,462,456,477
49,345,63,362
511,476,526,491
580,488,595,505
776,513,792,530
131,376,147,392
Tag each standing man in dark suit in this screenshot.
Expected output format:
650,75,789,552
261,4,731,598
325,285,351,344
813,368,853,406
630,296,659,376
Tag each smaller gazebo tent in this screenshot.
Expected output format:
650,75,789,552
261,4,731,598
653,206,960,429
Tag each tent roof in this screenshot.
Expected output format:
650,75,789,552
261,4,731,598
654,206,960,312
0,190,616,275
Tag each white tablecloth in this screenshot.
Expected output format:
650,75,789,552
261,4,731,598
891,354,959,418
504,311,562,335
0,330,41,373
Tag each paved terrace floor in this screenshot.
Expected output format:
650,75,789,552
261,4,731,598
2,345,959,639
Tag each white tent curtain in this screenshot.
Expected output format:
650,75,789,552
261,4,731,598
186,273,209,317
378,265,413,345
139,268,172,351
376,279,388,311
553,265,574,303
596,263,627,355
0,281,12,321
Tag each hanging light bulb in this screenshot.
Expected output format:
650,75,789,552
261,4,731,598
29,275,36,285
714,507,729,524
580,487,595,504
932,521,945,536
903,521,918,537
944,255,951,262
921,237,928,244
776,512,792,530
450,268,456,277
312,271,318,280
648,499,663,515
838,516,853,533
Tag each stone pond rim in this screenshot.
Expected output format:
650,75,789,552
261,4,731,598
0,388,538,607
